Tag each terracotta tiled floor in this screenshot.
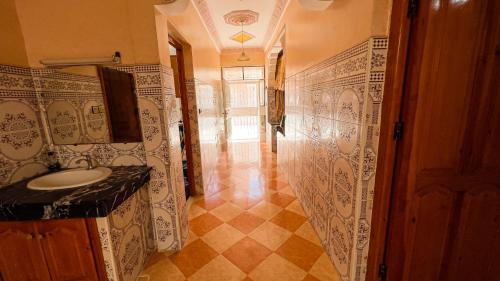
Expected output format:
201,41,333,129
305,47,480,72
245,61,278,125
141,141,341,281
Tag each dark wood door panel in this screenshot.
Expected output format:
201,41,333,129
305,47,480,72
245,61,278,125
0,222,51,281
406,189,456,281
383,0,500,280
36,219,99,281
445,189,500,281
99,67,142,143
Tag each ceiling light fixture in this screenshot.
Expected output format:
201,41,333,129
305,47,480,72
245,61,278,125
238,21,250,62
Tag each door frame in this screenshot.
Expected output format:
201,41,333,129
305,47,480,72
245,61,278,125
224,79,262,141
168,35,197,197
365,0,414,280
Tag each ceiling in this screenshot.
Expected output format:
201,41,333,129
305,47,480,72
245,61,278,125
193,0,288,51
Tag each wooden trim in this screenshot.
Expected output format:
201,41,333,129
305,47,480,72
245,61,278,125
365,1,413,280
168,35,197,196
85,218,108,281
97,66,115,142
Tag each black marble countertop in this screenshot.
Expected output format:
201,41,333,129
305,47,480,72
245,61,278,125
0,166,151,221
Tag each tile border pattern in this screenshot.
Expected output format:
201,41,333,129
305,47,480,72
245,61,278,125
0,65,48,187
0,63,189,280
31,69,109,144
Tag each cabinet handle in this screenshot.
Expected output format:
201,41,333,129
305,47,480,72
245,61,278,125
36,233,44,240
26,233,33,240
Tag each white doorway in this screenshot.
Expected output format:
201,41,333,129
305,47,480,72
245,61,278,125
222,67,265,142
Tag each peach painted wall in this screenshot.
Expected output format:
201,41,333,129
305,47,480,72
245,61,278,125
14,0,164,66
221,49,265,67
167,1,221,84
0,0,28,66
266,0,391,76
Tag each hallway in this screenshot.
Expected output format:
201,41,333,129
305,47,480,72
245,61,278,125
141,141,340,281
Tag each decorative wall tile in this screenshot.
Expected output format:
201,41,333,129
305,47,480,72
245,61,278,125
277,37,388,281
96,186,154,281
31,69,109,145
194,79,224,196
1,63,189,280
0,65,48,187
134,64,185,252
185,79,205,195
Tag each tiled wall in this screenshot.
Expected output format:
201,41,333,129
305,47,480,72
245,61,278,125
195,79,224,196
0,65,48,187
128,64,187,252
277,37,388,281
96,186,155,281
185,79,204,194
32,69,109,144
185,78,224,196
0,63,189,280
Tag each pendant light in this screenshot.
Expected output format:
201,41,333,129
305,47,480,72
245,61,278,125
237,21,250,62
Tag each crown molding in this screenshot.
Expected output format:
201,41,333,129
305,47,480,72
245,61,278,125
191,0,222,53
264,0,290,52
191,0,289,52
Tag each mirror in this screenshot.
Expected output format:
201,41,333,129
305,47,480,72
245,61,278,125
41,66,142,145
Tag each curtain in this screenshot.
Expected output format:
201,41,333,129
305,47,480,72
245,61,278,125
275,51,285,122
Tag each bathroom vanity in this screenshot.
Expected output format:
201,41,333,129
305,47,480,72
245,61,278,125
0,166,151,281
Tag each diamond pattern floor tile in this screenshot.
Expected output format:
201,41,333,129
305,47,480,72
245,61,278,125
309,254,342,281
303,274,321,281
140,141,340,281
188,255,246,281
190,213,224,236
295,222,322,246
222,237,272,273
268,192,296,208
202,224,245,253
228,212,266,234
248,201,282,220
270,210,307,232
248,221,292,251
276,235,324,270
248,253,307,281
169,239,218,277
210,202,244,222
195,195,226,210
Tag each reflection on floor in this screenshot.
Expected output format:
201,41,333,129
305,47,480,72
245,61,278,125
228,116,260,141
141,141,341,281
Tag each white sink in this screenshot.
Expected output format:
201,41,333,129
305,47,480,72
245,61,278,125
27,167,112,190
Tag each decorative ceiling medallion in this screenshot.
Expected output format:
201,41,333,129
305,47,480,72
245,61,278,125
224,10,259,26
230,31,254,44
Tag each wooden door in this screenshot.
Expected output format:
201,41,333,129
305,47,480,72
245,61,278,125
100,67,142,142
0,222,52,281
383,0,500,280
36,219,99,281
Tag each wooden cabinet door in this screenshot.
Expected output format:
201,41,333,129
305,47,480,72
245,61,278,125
0,221,51,281
384,0,500,280
35,219,99,281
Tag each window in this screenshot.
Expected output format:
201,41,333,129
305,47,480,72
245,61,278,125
222,66,264,81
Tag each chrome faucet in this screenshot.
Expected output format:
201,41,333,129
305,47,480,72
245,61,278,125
75,154,95,170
